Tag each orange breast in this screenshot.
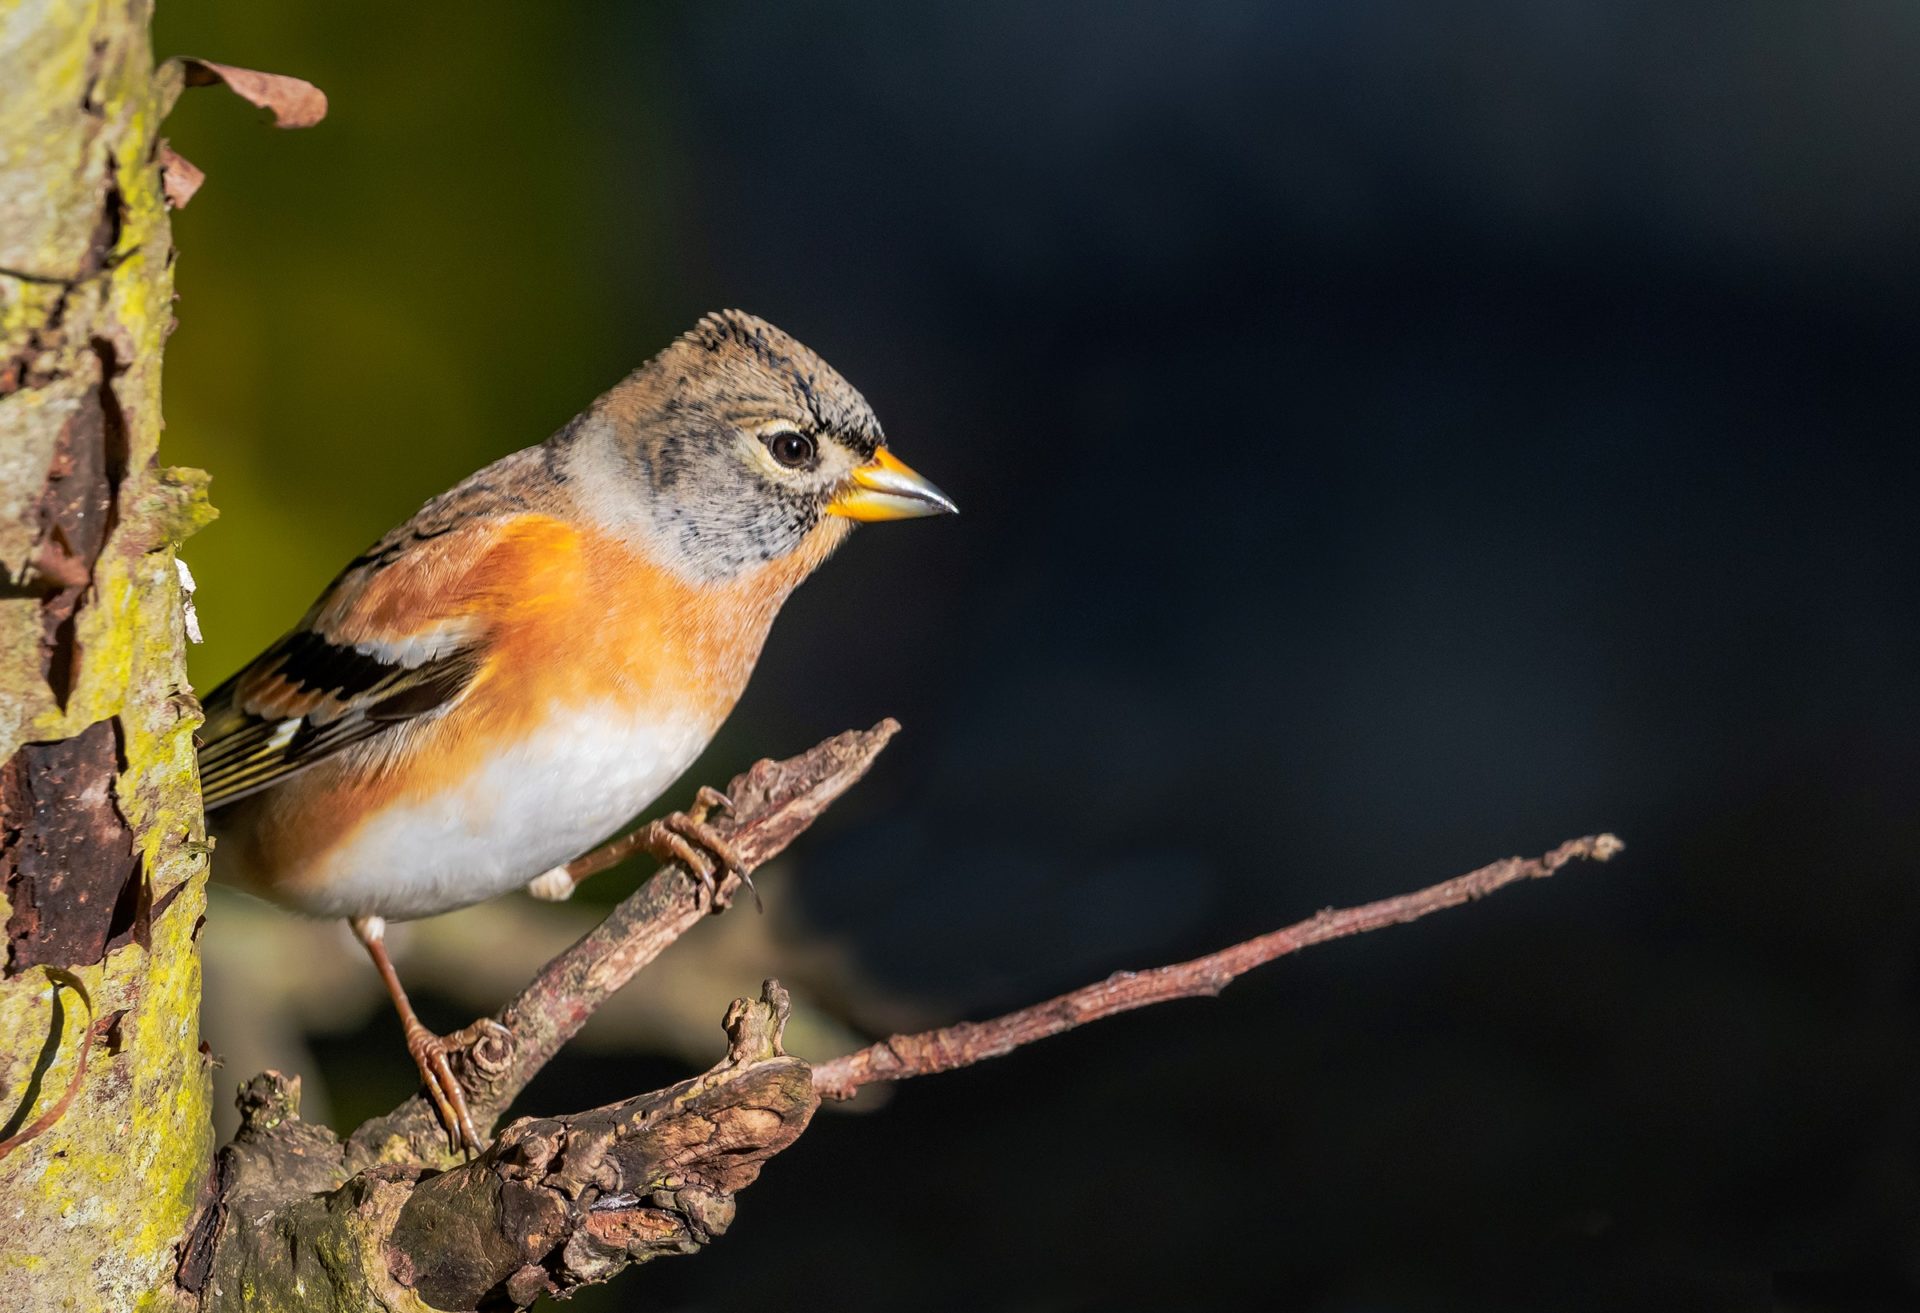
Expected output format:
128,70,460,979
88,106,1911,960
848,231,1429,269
228,513,835,906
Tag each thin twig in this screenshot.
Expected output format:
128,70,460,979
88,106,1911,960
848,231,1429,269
346,720,898,1167
246,826,1625,1304
810,833,1624,1100
0,969,114,1162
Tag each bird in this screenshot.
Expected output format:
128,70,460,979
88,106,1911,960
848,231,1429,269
195,310,955,1151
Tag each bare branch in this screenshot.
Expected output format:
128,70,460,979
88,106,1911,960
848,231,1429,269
206,832,1622,1309
345,720,898,1168
811,833,1624,1100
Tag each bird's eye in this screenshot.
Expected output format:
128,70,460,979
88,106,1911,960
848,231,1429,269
767,430,816,469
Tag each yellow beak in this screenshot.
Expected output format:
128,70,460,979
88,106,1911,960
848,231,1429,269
826,447,959,522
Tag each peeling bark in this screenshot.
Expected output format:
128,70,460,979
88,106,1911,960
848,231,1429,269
0,2,215,1307
2,716,141,972
17,338,129,708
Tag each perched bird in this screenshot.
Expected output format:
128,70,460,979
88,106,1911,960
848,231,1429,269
196,311,955,1150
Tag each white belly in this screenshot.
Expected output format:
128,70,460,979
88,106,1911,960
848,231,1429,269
297,705,714,920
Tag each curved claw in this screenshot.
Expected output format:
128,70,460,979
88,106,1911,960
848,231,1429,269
405,1023,484,1156
691,785,734,820
639,803,749,910
662,812,744,879
646,821,718,896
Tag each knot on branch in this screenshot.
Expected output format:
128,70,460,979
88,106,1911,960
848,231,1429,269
233,1069,300,1134
222,1072,352,1211
723,978,792,1064
380,980,820,1309
466,1021,515,1078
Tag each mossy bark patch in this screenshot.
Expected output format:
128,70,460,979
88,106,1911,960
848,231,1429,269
0,2,215,1308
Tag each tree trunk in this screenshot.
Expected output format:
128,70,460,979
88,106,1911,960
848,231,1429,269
0,1,215,1307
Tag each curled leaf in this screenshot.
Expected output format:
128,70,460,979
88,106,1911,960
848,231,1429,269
158,142,205,209
171,57,328,129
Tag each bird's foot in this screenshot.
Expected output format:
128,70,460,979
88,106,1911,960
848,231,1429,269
405,1016,510,1157
637,786,756,910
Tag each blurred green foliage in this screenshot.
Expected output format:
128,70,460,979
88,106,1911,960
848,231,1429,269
155,1,682,690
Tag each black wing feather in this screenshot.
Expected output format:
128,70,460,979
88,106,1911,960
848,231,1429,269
197,633,483,810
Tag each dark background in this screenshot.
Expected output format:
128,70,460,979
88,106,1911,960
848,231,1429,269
157,4,1920,1310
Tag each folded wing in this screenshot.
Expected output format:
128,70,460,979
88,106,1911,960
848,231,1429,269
195,499,534,810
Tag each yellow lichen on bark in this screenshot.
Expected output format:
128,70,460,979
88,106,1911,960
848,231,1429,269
0,2,215,1308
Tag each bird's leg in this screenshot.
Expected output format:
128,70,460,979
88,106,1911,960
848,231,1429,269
528,786,753,909
349,914,503,1156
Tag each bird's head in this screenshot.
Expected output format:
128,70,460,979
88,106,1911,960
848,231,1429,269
570,310,955,581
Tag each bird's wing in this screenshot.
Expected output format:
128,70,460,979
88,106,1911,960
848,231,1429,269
197,478,564,810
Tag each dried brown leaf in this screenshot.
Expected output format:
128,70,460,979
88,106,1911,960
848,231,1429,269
158,143,204,209
172,58,327,129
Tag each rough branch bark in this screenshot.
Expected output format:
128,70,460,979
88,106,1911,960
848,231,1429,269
187,984,817,1310
1,5,221,1307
